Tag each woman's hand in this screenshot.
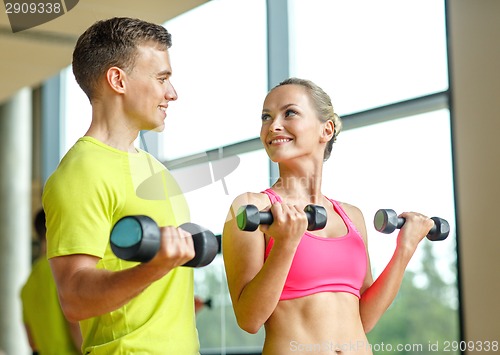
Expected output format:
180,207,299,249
259,203,308,251
396,212,435,253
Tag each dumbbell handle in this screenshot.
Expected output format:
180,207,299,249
237,204,327,232
374,209,450,241
257,210,274,225
258,209,318,227
394,216,441,234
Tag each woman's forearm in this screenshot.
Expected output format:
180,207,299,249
359,245,414,333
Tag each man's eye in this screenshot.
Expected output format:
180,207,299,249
158,77,167,84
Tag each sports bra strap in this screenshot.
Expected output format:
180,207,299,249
326,198,359,234
262,188,282,203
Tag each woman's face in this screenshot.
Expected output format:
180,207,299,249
260,84,328,163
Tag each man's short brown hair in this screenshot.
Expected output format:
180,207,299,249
72,17,172,100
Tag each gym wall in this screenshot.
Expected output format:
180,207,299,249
447,0,500,349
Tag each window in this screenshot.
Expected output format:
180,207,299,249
61,66,91,156
288,0,448,114
159,0,268,161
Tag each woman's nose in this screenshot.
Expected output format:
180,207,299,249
269,117,283,132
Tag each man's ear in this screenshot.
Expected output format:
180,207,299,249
106,67,127,94
320,120,335,143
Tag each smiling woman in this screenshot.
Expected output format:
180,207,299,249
222,78,438,355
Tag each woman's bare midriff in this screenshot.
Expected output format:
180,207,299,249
262,292,373,355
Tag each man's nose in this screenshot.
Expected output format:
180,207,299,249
165,80,178,101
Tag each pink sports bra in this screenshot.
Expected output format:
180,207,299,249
263,189,367,300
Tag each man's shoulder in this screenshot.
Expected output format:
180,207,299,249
52,139,124,179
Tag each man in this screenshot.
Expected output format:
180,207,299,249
21,209,82,355
42,17,199,353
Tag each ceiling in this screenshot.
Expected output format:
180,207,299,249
0,0,208,104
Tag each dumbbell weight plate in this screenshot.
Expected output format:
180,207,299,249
304,205,328,231
373,209,399,234
110,216,160,262
180,222,219,267
236,205,260,231
429,217,450,241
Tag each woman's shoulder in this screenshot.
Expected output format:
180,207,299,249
334,200,367,229
231,191,272,211
336,200,362,215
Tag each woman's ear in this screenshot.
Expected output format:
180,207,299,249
106,67,126,94
320,120,335,143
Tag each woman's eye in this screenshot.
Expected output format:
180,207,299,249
285,109,297,117
261,113,271,121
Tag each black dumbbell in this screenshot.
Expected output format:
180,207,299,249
110,215,218,267
373,209,450,241
237,204,327,232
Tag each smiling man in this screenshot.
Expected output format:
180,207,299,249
42,17,199,354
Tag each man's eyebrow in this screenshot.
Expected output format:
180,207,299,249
156,70,172,77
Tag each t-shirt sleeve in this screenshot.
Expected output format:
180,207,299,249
43,159,117,259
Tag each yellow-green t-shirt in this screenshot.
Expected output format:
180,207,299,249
21,256,80,355
42,136,199,354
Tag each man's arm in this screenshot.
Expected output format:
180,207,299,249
66,320,82,354
50,226,195,322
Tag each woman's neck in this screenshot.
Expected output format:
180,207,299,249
272,159,325,205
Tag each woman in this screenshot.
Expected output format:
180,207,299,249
222,78,434,354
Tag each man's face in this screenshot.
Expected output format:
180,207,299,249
124,45,178,132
